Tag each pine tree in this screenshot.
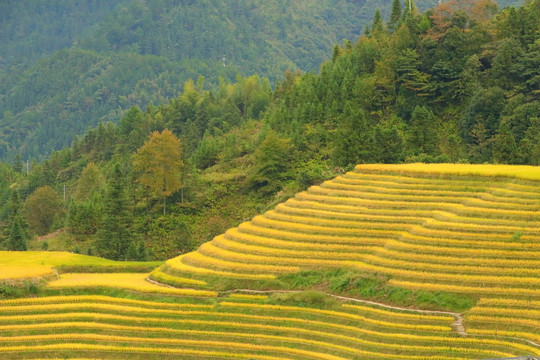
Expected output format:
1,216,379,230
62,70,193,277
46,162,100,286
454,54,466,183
248,129,293,196
332,103,375,167
407,106,439,156
493,121,518,164
95,164,132,260
388,0,402,31
8,215,26,251
372,10,384,34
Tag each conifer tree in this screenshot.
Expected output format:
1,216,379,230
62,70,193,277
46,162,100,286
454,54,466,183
332,103,375,167
493,121,518,164
389,0,402,31
407,106,439,156
372,10,384,34
95,164,132,260
8,215,26,251
248,130,293,195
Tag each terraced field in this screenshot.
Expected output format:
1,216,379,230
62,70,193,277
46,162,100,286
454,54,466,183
2,164,539,359
1,295,538,359
161,164,540,351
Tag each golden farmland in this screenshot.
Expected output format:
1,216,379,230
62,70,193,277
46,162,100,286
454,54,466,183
1,164,539,359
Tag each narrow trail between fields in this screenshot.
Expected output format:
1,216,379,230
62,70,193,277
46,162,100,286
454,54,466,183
146,279,540,349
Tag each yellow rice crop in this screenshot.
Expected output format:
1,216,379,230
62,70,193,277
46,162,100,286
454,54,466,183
199,240,357,269
1,313,536,355
218,302,451,332
0,321,516,358
384,239,540,259
251,215,400,237
399,231,540,251
320,180,479,197
374,247,540,268
476,298,540,308
388,279,540,296
0,334,351,360
0,295,213,309
288,198,435,218
0,343,297,360
184,246,300,273
214,235,367,261
228,293,269,300
422,217,540,234
407,225,539,241
467,306,540,319
226,227,377,252
46,273,217,297
467,329,540,344
275,203,423,224
265,210,410,230
355,163,540,181
166,255,276,280
297,192,540,219
237,222,389,245
0,302,216,316
318,181,540,209
0,265,53,280
0,332,359,358
149,268,207,287
0,251,161,268
341,304,454,322
466,315,540,328
360,252,540,277
308,185,467,204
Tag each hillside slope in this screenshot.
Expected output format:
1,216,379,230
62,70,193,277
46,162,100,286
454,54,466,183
161,164,540,344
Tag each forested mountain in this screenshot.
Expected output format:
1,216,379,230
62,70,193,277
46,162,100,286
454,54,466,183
0,0,537,261
0,0,524,161
0,0,379,161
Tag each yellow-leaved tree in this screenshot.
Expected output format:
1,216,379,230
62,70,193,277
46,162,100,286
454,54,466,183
132,129,183,214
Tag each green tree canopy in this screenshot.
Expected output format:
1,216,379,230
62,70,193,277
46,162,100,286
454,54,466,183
73,162,105,202
23,185,63,236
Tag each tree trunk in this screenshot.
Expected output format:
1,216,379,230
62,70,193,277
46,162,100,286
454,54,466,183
163,196,166,215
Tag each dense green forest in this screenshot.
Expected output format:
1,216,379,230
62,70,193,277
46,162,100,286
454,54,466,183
0,0,383,161
0,0,538,261
0,0,523,161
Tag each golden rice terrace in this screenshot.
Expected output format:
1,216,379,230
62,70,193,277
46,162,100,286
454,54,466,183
2,164,539,359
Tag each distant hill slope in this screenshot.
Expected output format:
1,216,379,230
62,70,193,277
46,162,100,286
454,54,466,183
161,164,540,344
0,0,525,161
0,0,372,160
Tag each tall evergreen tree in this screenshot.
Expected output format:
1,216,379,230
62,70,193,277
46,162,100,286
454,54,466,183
493,121,518,164
388,0,402,31
248,130,293,196
372,10,384,34
95,164,132,260
407,106,439,156
8,215,26,251
332,103,375,167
